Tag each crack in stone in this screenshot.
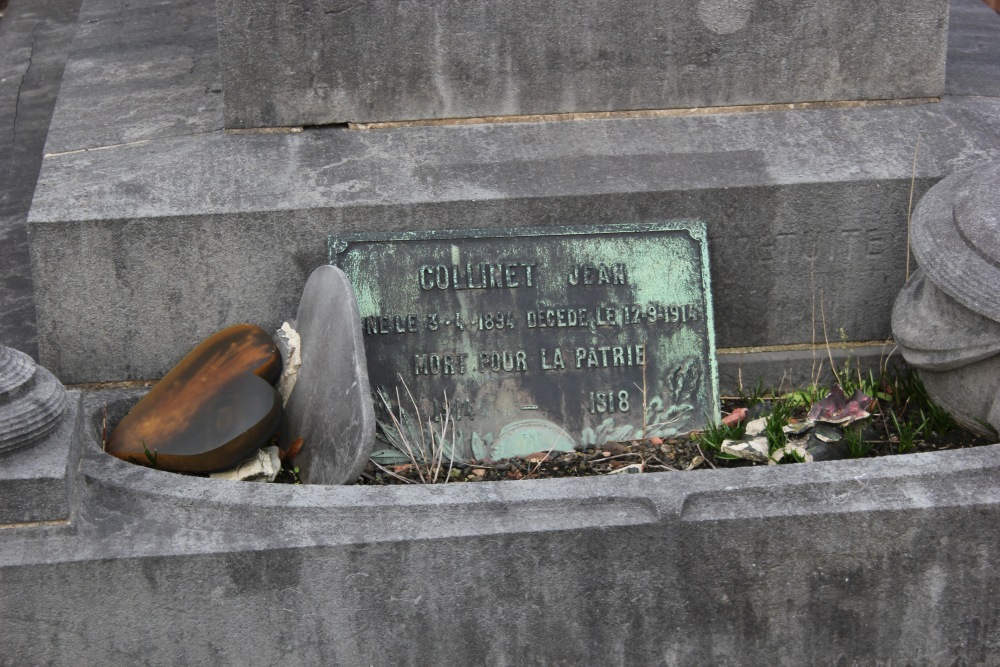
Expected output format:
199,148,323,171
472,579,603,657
7,22,40,182
323,4,361,16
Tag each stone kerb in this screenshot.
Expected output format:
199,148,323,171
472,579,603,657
216,0,948,128
3,388,1000,665
67,389,1000,564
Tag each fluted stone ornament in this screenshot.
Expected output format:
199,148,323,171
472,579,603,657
0,345,67,456
910,162,1000,322
893,161,1000,437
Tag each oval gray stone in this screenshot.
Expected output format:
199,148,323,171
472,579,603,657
281,265,375,485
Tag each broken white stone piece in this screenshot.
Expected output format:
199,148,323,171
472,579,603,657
768,443,814,465
744,417,768,437
274,321,302,405
210,446,282,482
721,436,770,463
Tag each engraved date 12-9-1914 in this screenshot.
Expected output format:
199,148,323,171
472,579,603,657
362,303,699,336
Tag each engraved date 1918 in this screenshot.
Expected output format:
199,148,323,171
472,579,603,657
588,389,630,414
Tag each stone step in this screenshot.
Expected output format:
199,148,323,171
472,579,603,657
216,0,947,128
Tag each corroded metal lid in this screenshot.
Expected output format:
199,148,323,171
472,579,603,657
0,346,66,455
910,161,1000,322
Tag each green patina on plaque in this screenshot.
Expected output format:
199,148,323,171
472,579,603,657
329,222,719,461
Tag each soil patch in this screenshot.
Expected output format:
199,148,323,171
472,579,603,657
355,371,998,485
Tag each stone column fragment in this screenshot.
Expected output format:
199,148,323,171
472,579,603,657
892,161,1000,436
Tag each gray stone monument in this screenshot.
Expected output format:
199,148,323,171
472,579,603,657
24,0,1000,392
892,161,1000,435
4,0,1000,664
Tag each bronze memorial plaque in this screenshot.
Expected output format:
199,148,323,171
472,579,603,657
330,222,718,461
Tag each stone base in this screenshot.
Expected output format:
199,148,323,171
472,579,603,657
27,0,1000,385
0,390,81,524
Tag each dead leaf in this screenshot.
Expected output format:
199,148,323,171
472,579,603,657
722,407,748,427
807,385,871,425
